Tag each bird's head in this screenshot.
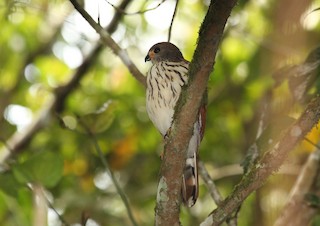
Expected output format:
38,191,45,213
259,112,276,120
145,42,184,63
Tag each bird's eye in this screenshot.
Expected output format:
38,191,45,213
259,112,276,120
154,47,160,53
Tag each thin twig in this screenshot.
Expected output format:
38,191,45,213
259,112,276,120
304,137,320,150
91,135,139,226
46,198,70,226
198,161,223,205
77,118,139,226
28,184,70,226
167,0,179,42
104,0,166,15
200,96,320,226
198,161,238,226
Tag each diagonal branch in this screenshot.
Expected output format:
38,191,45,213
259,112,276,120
69,0,146,87
199,161,242,226
77,117,139,226
200,96,320,226
198,161,223,206
273,148,320,226
154,1,237,225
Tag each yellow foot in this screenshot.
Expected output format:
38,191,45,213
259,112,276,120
164,127,172,140
159,151,164,160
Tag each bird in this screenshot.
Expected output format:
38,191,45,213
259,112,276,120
144,42,206,207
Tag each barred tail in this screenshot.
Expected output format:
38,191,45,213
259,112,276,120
181,106,205,207
182,155,198,207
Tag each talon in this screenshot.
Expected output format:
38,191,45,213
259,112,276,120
159,151,164,160
164,127,172,140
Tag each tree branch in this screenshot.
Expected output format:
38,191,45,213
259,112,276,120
69,0,146,87
105,0,166,15
77,117,139,226
154,1,237,225
200,96,320,226
198,161,223,205
0,0,132,163
32,184,48,226
167,0,179,42
273,148,320,226
199,162,239,226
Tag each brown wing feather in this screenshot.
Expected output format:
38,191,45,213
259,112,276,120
199,103,207,141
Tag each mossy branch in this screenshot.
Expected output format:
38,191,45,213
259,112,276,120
154,1,237,225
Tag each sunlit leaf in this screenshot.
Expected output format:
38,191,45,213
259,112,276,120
78,100,117,134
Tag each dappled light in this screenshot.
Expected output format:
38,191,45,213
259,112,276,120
1,0,320,226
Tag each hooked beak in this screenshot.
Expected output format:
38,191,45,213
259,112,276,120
145,51,154,62
145,54,151,62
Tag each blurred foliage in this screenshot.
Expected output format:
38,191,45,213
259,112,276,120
0,0,320,226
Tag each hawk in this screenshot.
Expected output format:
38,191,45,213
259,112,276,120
145,42,206,207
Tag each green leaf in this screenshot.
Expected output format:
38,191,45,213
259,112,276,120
12,151,63,188
0,171,24,197
79,101,116,134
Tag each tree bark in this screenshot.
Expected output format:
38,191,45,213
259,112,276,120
201,96,320,226
154,1,238,225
